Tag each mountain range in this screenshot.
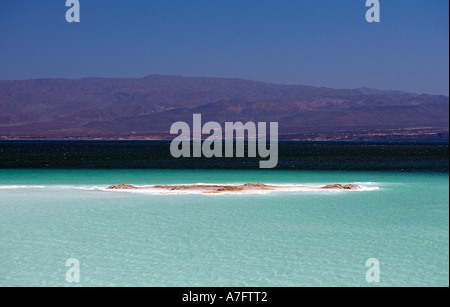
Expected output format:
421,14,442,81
0,75,448,141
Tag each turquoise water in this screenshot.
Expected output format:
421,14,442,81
0,169,448,287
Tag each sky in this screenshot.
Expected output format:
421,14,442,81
0,0,448,96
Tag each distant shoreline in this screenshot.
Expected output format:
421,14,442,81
0,129,448,142
0,140,448,144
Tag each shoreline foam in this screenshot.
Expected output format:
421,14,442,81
107,183,362,194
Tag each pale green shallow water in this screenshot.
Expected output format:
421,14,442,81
0,169,448,287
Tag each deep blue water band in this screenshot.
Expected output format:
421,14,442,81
0,141,448,172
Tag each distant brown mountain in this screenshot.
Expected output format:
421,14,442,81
0,75,448,141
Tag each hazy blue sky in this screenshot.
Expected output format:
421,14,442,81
0,0,448,95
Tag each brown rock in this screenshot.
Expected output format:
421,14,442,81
321,184,360,190
106,182,361,193
107,184,139,190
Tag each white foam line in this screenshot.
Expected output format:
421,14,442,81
0,185,46,189
94,184,380,195
0,183,381,194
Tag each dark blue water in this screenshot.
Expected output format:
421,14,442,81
0,141,448,172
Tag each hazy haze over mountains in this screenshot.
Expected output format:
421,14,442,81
0,75,448,141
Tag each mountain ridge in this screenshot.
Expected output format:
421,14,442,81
0,75,448,141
